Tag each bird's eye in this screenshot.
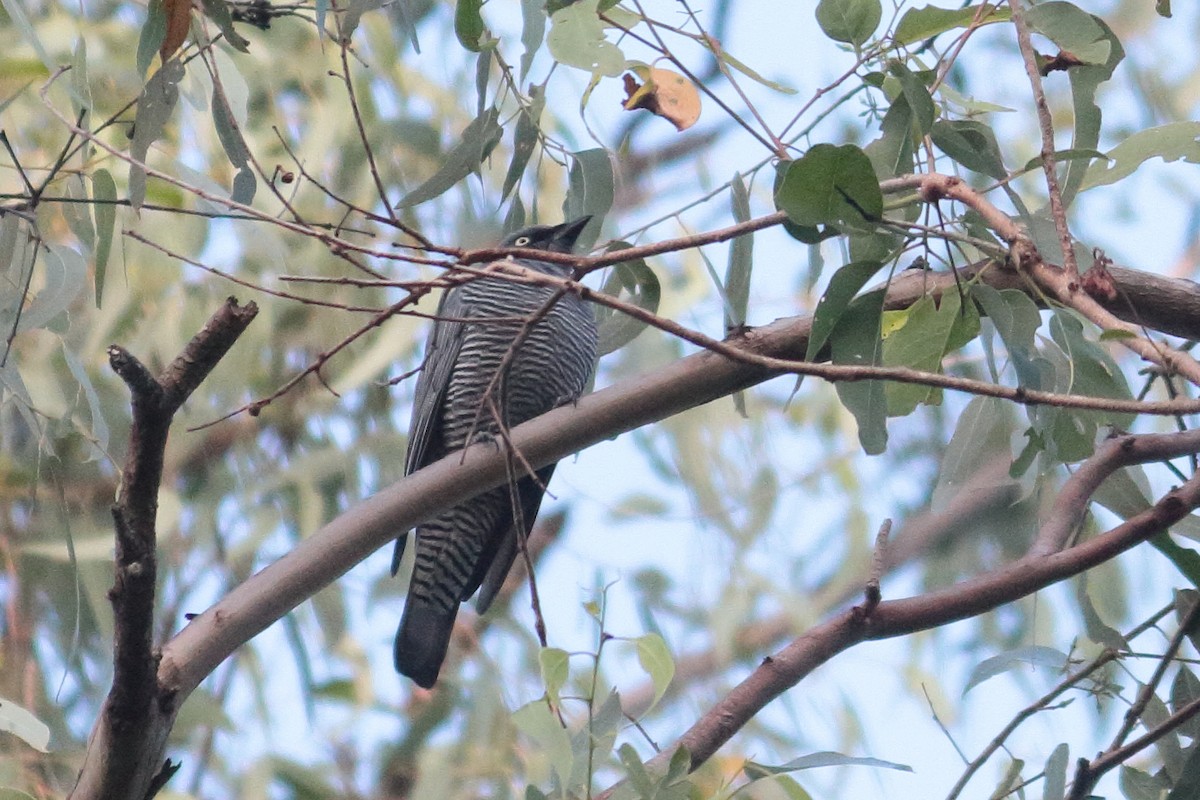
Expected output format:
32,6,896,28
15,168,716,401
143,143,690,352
513,236,531,246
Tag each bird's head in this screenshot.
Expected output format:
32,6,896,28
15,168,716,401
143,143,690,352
500,216,592,254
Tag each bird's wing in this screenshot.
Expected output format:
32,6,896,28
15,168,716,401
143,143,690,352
404,287,467,476
392,287,467,576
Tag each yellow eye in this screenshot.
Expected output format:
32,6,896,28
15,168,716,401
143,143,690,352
513,236,531,246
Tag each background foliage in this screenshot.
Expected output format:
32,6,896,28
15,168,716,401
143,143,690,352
4,0,1200,798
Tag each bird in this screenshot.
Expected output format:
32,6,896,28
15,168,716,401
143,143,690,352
392,217,598,688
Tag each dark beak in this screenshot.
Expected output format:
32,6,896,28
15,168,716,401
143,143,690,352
550,216,592,253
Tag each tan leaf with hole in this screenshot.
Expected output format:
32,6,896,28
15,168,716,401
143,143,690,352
621,67,701,131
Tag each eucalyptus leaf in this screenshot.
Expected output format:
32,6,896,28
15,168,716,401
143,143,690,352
815,0,881,46
396,107,502,208
775,144,882,229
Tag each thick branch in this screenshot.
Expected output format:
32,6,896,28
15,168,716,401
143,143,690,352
72,298,258,800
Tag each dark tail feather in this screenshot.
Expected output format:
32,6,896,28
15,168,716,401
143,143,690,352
395,597,457,688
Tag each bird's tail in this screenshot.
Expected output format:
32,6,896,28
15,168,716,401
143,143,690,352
395,597,457,689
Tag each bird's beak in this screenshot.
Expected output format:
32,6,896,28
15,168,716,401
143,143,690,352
551,216,592,252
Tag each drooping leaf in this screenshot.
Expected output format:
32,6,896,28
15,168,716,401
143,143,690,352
864,93,915,179
775,144,882,229
890,61,935,137
200,0,251,51
519,0,546,79
136,0,169,76
129,58,186,210
724,172,753,331
63,343,110,460
562,148,613,250
831,289,888,454
815,0,881,46
931,396,1016,512
396,107,502,208
212,82,256,204
930,119,1006,179
595,246,660,357
806,260,885,363
501,90,544,201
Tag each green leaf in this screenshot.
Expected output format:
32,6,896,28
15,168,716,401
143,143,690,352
815,0,881,46
70,36,93,119
1025,2,1112,65
963,646,1068,696
62,175,94,251
396,107,502,208
831,289,888,455
513,700,573,788
519,0,546,79
893,4,1010,45
775,144,882,228
930,119,1006,179
1121,766,1170,800
91,168,116,307
538,647,570,707
1043,743,1068,800
1082,121,1200,191
501,90,544,201
634,633,674,711
595,250,660,357
806,260,885,363
63,344,109,460
136,0,169,76
717,49,796,95
0,695,50,752
20,245,87,333
212,82,257,205
725,173,753,330
1021,148,1109,174
881,291,978,416
745,751,913,776
889,61,935,137
931,396,1015,512
455,0,487,52
618,743,657,798
200,0,251,51
548,0,626,77
562,148,613,250
130,58,186,211
0,0,56,76
864,94,915,179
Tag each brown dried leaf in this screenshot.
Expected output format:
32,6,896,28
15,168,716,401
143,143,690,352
160,0,193,63
621,67,701,132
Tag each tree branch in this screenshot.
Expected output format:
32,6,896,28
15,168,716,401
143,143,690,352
71,298,258,800
598,428,1200,795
